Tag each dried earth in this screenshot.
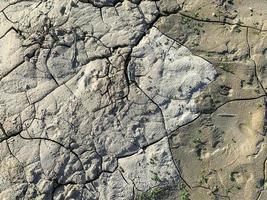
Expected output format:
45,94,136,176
0,0,266,200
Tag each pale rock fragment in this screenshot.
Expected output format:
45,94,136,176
94,170,134,200
0,0,217,199
0,31,24,79
118,137,179,191
129,27,216,131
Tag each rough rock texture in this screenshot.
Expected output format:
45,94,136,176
156,0,267,200
0,0,216,199
0,0,266,200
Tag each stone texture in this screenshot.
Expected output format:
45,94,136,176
1,0,265,200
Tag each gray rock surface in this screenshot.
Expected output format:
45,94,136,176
0,0,216,199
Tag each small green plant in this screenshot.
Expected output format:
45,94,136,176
151,173,161,183
199,170,208,184
136,187,165,200
219,63,234,74
149,187,164,199
181,17,191,25
137,193,146,200
179,183,190,200
256,103,263,108
193,138,203,144
206,53,212,57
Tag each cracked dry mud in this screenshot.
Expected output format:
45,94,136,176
0,0,266,200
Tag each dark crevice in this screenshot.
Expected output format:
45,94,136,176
167,138,192,189
133,82,168,135
180,12,266,32
19,133,88,182
0,26,22,40
245,27,267,97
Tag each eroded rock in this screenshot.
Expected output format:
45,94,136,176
0,0,218,199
